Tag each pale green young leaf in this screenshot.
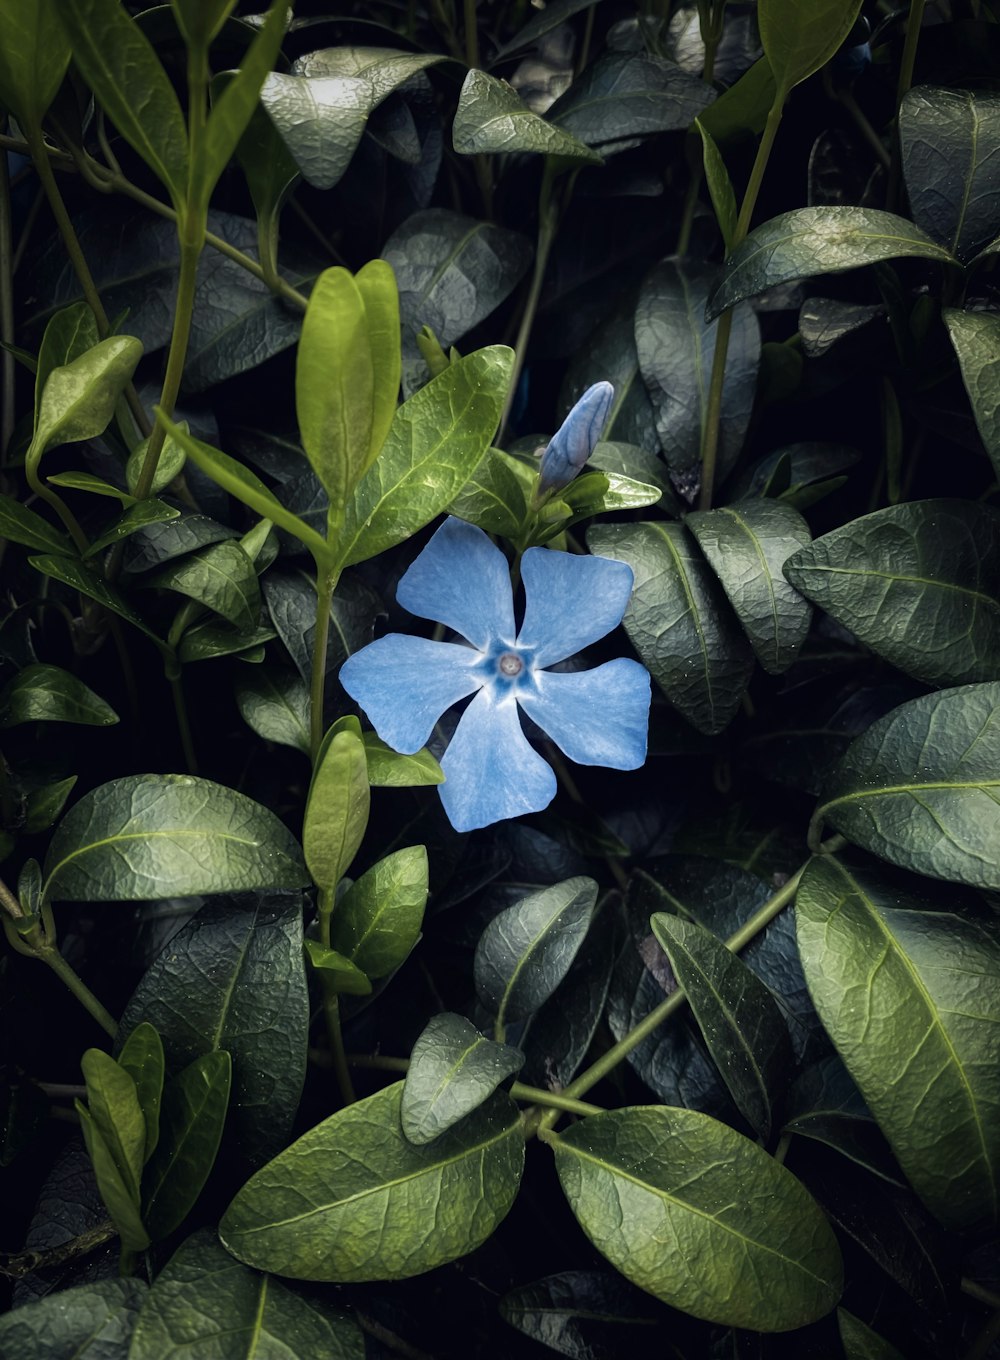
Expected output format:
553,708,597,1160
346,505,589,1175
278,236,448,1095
0,0,71,126
362,733,444,787
32,336,144,458
303,728,370,889
80,1048,145,1201
304,941,372,996
126,425,187,496
330,845,428,979
354,258,401,470
34,303,100,431
117,1022,165,1165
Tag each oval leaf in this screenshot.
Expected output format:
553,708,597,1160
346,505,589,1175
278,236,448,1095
549,52,715,145
0,663,118,728
401,1013,524,1145
33,336,143,457
759,0,864,94
944,308,1000,482
117,1022,165,1164
453,69,601,163
330,845,427,979
0,0,71,125
148,539,261,633
0,1280,146,1360
236,666,311,755
303,727,370,889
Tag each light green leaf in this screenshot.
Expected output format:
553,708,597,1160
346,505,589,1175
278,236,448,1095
42,773,309,904
687,499,812,674
0,663,118,728
707,208,956,321
697,119,737,250
401,1013,524,1146
560,469,662,524
84,499,181,558
28,554,167,650
549,1105,843,1330
118,1022,165,1165
335,346,513,567
759,0,864,95
355,258,402,469
474,877,598,1029
236,666,311,755
34,303,100,432
219,1082,525,1280
453,69,602,163
303,727,370,889
797,853,1000,1231
0,0,71,125
784,499,1000,687
944,309,1000,482
305,940,372,996
142,1051,232,1242
448,446,532,540
330,845,428,979
650,913,793,1140
588,521,754,735
32,336,143,458
170,0,237,48
46,471,133,503
362,733,444,787
148,540,261,633
81,1047,145,1202
814,683,1000,888
76,1104,150,1251
126,426,186,497
0,494,73,554
0,1280,146,1359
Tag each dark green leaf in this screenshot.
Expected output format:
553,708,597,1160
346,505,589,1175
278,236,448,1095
784,499,1000,686
330,845,427,978
588,521,754,735
549,54,715,146
142,1051,232,1242
698,56,777,142
28,554,167,650
0,1280,146,1360
900,86,1000,263
562,307,659,455
697,119,738,249
838,1309,906,1360
0,494,73,554
759,0,864,94
42,774,309,903
362,733,444,786
814,683,1000,888
0,0,71,125
262,569,381,681
401,1013,524,1145
80,1048,145,1203
235,666,310,755
796,853,1000,1231
118,894,310,1167
224,78,300,257
453,70,602,163
944,308,1000,481
0,663,117,728
122,512,238,575
303,727,370,889
707,208,955,321
84,499,181,559
177,621,275,664
148,539,261,633
687,499,812,674
549,1105,842,1330
729,441,860,501
23,777,78,835
76,1104,150,1251
474,877,598,1028
499,1270,660,1360
219,1083,525,1281
128,1228,364,1360
117,1022,164,1165
492,0,601,60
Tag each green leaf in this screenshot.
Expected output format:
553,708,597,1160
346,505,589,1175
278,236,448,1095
236,666,310,755
474,877,598,1029
697,119,738,250
588,521,754,735
796,853,1000,1232
32,336,143,458
784,499,1000,687
900,86,1000,263
635,259,760,501
813,683,1000,889
28,553,167,650
448,445,532,541
759,0,864,94
219,1082,524,1281
42,773,309,904
837,1308,906,1360
126,425,186,497
118,1022,165,1165
77,1103,150,1250
560,469,661,524
258,70,371,190
943,309,1000,482
707,208,956,321
56,0,189,207
650,914,793,1140
362,733,444,787
549,1105,843,1330
686,499,812,674
493,0,600,58
23,776,78,835
0,0,71,125
336,345,513,568
329,845,428,978
34,303,100,432
81,1048,145,1202
453,70,602,164
0,1280,146,1360
355,258,402,469
292,46,443,98
118,894,310,1168
549,53,715,146
0,494,73,554
84,498,181,558
401,1013,524,1146
222,75,300,260
128,1228,364,1360
177,621,275,664
148,540,261,633
0,663,118,728
46,470,133,503
305,941,372,996
698,55,777,142
171,0,237,48
262,569,380,683
142,1051,232,1243
304,727,370,890
499,1272,659,1358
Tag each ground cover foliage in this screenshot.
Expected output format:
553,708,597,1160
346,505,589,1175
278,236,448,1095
0,0,999,1356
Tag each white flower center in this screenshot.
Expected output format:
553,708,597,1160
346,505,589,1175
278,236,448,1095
498,651,524,677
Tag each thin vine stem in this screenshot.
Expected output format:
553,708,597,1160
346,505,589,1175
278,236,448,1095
318,888,356,1105
345,1053,605,1118
500,161,558,440
33,936,117,1038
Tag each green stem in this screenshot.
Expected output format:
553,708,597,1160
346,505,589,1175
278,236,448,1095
25,441,91,555
345,1053,604,1117
537,864,806,1130
887,0,925,210
500,161,558,439
318,889,356,1105
0,874,23,921
0,135,14,461
310,567,338,759
170,673,198,774
34,939,117,1038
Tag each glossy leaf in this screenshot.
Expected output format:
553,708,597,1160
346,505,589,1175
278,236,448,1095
707,208,955,321
549,1105,843,1330
548,53,715,145
76,1101,150,1250
453,70,602,163
304,727,370,889
814,683,1000,889
0,664,118,728
148,540,261,633
650,913,793,1139
0,494,73,554
305,941,371,996
687,499,812,674
499,1271,660,1360
129,1228,364,1359
117,1022,165,1165
944,308,1000,481
85,499,181,558
263,569,381,682
42,774,309,904
219,1082,525,1281
759,0,865,94
23,777,78,836
235,666,310,755
329,845,427,978
178,622,273,665
258,71,371,190
335,345,513,568
0,1280,146,1359
32,336,143,458
45,470,133,503
0,0,71,125
448,445,532,540
291,46,443,99
362,733,444,787
142,1051,232,1242
401,1013,524,1145
784,500,1000,687
588,521,754,735
796,853,1000,1231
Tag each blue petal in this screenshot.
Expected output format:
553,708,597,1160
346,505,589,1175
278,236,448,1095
339,634,482,754
439,689,557,832
397,517,515,649
518,659,651,769
517,549,635,667
538,381,614,493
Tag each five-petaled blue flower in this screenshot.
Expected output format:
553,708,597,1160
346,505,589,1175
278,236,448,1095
339,517,651,832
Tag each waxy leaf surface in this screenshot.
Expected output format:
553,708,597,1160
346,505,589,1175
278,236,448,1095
401,1013,524,1145
453,70,601,163
0,1279,146,1359
944,308,1000,481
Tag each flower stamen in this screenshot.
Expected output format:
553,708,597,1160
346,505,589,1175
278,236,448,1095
498,652,524,677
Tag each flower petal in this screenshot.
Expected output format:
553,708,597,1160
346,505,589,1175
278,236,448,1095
439,689,557,832
516,549,635,666
397,517,516,649
339,634,482,755
518,659,651,769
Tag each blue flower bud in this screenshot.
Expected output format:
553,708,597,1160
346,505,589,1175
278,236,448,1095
537,381,614,493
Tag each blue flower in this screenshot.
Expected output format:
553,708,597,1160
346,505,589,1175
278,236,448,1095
339,517,651,832
538,381,614,493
